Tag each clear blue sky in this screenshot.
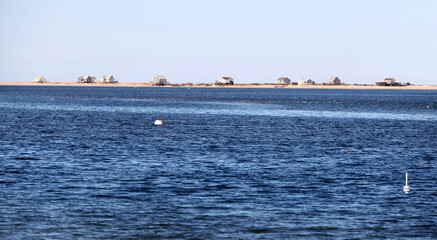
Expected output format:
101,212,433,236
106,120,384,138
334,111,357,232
1,0,436,84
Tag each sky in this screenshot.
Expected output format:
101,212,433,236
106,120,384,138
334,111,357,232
1,0,436,84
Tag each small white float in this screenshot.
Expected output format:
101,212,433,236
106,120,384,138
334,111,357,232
403,172,410,193
154,118,163,126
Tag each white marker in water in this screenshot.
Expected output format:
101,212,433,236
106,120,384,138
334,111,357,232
403,172,410,193
154,118,163,126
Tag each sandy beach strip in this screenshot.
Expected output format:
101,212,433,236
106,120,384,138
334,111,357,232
0,82,436,90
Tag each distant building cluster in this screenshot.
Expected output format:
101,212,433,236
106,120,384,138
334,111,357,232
31,75,411,87
77,75,116,83
274,76,341,85
375,78,409,86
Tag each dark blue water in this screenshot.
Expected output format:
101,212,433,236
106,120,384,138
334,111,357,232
1,86,436,239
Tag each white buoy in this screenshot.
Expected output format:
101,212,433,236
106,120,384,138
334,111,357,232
403,172,410,193
154,118,163,126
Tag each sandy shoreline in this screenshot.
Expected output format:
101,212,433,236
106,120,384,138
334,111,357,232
1,82,436,90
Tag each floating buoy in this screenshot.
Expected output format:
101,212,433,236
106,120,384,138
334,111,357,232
403,172,410,193
154,118,163,126
346,149,354,152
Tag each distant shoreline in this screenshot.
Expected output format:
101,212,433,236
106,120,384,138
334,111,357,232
1,82,436,90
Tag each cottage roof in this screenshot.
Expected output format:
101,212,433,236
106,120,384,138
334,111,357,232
277,77,290,81
221,77,233,80
154,75,166,79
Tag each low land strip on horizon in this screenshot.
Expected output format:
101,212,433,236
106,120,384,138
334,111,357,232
1,82,436,90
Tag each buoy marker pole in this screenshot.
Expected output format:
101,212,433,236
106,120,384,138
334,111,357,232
403,172,410,193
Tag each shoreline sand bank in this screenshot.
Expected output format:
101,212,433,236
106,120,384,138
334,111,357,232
1,82,436,90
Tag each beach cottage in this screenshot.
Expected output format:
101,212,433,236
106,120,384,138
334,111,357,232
384,78,396,86
216,77,234,85
77,75,96,83
276,77,291,85
298,78,315,85
327,77,341,85
152,75,167,85
99,75,117,83
33,76,47,83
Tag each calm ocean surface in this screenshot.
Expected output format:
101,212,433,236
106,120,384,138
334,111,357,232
0,86,436,239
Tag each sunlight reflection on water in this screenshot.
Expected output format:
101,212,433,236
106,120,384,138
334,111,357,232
1,101,436,121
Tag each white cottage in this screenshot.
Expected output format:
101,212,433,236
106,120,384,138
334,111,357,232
77,75,96,83
327,76,341,85
298,78,315,85
276,77,291,85
33,76,47,83
216,77,234,85
384,78,396,85
152,75,167,85
99,75,117,83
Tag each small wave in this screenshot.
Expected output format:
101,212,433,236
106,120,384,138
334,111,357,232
15,156,41,161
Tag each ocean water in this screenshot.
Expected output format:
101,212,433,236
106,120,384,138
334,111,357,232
0,86,436,239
